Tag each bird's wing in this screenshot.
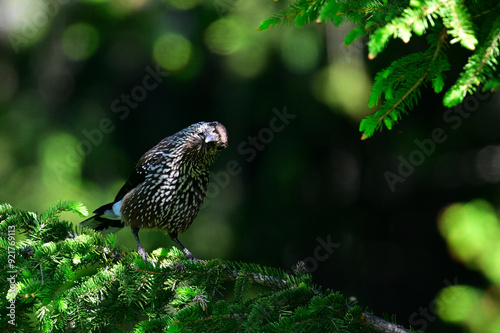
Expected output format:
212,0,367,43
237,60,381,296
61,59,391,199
113,164,148,202
114,136,174,202
81,137,175,232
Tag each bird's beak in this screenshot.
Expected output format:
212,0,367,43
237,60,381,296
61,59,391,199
205,132,219,144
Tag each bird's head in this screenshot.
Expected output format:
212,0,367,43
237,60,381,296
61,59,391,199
183,121,228,159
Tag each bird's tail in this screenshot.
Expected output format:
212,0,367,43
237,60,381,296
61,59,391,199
80,201,124,234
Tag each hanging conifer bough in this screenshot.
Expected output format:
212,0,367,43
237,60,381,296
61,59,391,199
1,202,412,332
259,0,500,139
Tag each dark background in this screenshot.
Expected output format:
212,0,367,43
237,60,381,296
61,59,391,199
1,1,499,332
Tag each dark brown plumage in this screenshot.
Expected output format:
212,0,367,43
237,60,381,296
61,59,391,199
81,121,228,261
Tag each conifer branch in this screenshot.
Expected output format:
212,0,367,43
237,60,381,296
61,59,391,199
360,27,449,139
259,0,500,138
360,312,411,333
258,0,326,30
0,202,415,332
440,0,477,50
444,17,500,106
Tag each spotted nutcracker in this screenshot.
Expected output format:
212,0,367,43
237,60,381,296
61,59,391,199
80,121,228,261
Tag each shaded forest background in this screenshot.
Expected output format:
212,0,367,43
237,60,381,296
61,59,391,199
1,1,500,332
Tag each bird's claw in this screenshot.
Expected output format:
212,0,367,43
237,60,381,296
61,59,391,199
138,248,148,262
188,257,205,264
184,250,205,264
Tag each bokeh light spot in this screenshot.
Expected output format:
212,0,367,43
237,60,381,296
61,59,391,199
153,33,192,71
436,285,481,323
61,23,100,61
475,145,500,183
312,61,371,120
204,19,245,55
3,0,52,51
280,30,320,74
439,200,500,283
39,132,83,186
226,46,267,79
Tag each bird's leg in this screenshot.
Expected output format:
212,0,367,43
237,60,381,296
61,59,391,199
131,228,148,261
170,233,204,263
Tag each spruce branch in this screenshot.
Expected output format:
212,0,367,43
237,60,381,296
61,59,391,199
366,0,444,58
259,0,500,138
440,0,477,50
258,0,327,30
360,27,450,139
360,312,412,333
444,16,500,106
0,202,416,332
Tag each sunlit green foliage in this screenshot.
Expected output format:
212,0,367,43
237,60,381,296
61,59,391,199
260,0,500,138
360,30,450,138
0,201,395,332
437,199,500,333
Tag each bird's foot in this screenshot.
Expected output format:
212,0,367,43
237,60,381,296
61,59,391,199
184,250,205,264
132,228,149,262
138,247,149,262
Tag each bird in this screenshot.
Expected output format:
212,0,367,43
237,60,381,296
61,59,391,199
80,121,228,262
